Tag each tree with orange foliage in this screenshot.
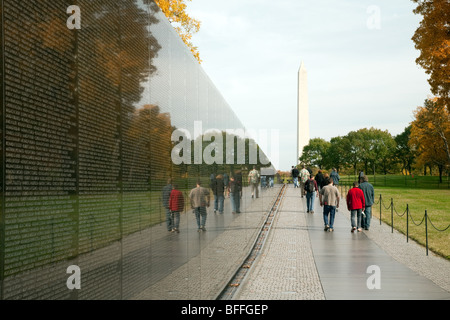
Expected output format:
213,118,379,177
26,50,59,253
411,0,450,109
409,98,450,181
153,0,202,63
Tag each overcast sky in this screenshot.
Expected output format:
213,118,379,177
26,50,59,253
186,0,431,171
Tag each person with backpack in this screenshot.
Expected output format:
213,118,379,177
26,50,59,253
305,175,318,213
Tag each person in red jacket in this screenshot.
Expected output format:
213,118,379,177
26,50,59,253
169,184,185,233
346,182,365,232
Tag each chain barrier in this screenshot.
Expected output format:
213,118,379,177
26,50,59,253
377,194,449,256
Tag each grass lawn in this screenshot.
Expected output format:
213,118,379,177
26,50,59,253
339,183,450,260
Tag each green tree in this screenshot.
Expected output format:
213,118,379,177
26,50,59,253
324,136,349,172
394,126,416,175
299,138,331,169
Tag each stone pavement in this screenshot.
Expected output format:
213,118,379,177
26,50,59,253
236,184,450,300
130,183,450,300
131,185,282,300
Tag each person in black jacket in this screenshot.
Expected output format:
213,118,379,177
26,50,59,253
315,170,325,191
228,175,241,214
212,174,225,214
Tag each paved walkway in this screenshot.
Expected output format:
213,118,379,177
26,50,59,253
129,183,450,300
236,185,450,300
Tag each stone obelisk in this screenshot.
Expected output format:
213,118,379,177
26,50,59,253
297,61,310,163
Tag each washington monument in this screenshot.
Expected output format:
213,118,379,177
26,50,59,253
297,61,310,163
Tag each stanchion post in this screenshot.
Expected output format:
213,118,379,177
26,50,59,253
391,198,394,233
425,210,428,256
406,204,409,243
379,194,382,225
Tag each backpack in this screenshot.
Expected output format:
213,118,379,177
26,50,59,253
305,180,315,193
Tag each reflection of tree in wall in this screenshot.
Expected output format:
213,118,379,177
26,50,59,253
1,0,163,275
170,131,272,187
126,104,175,185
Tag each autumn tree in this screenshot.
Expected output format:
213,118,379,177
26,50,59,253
153,0,202,63
409,98,450,182
411,0,450,109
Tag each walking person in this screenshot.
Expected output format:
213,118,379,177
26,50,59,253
305,175,318,213
248,166,260,198
291,166,299,188
161,178,173,232
228,175,241,214
168,184,184,233
319,177,340,232
212,174,225,214
346,182,366,232
330,168,340,186
315,170,325,191
223,173,230,197
189,180,210,232
359,175,375,230
299,165,309,197
358,170,365,184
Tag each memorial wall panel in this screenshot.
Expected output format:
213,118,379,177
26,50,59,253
0,0,265,300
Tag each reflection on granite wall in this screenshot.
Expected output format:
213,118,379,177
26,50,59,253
0,1,272,299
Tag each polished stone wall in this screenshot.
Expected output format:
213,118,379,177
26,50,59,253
0,1,271,299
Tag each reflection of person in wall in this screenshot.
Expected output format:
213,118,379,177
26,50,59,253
228,175,241,214
169,184,184,233
223,173,230,197
212,174,225,214
162,179,173,232
248,166,260,198
189,180,210,232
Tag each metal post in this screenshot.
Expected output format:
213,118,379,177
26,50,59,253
406,204,409,243
425,210,428,256
379,194,382,225
391,198,394,233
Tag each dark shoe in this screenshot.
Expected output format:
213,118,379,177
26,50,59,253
324,225,329,231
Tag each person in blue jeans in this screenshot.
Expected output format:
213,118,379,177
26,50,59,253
228,175,241,213
359,175,375,230
212,174,225,214
305,175,318,213
189,181,210,231
319,177,341,232
161,179,173,231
